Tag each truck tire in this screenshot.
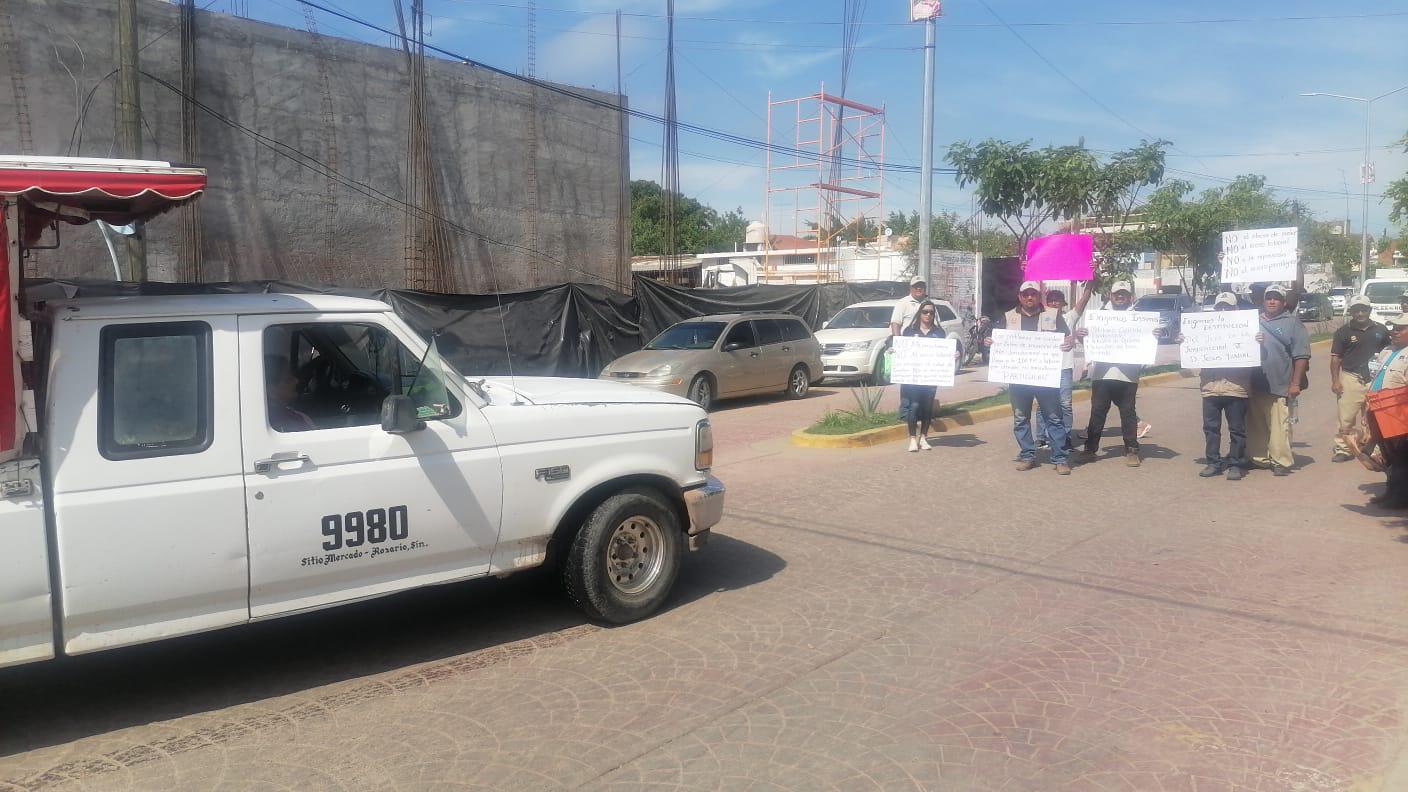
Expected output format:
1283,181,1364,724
562,488,683,624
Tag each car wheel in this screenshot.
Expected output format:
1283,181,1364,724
786,365,810,399
562,487,683,624
688,374,714,411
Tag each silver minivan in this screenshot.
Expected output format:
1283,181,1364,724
599,313,824,410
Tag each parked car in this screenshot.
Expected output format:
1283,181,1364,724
1297,292,1334,321
1328,286,1354,315
600,313,823,410
815,298,965,384
1200,292,1256,311
1133,293,1196,343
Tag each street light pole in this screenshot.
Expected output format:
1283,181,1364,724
916,16,936,286
1300,84,1408,289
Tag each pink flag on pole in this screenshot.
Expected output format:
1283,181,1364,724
1024,233,1094,281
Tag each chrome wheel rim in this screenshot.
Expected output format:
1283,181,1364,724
692,379,712,408
606,516,666,595
791,370,807,395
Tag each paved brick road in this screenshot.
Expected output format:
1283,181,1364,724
5,345,1405,791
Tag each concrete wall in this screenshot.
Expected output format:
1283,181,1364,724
1,0,630,292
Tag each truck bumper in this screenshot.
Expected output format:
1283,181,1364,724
683,475,725,550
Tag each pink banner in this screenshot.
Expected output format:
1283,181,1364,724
1024,233,1094,281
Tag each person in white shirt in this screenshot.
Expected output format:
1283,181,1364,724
890,276,930,336
1075,281,1145,467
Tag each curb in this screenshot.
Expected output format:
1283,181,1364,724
792,368,1196,449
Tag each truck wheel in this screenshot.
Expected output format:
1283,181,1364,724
562,488,683,624
786,365,810,399
688,374,715,411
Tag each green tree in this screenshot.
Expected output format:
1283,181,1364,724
946,139,1168,278
629,180,748,256
1301,220,1362,285
892,210,1018,262
1388,131,1408,226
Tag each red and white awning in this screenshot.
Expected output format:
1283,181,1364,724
0,156,206,227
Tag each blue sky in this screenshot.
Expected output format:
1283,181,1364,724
242,0,1408,239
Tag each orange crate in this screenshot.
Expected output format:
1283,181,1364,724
1368,387,1408,439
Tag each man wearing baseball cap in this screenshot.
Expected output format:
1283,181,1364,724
1248,283,1311,475
986,280,1077,474
1076,280,1145,467
1185,292,1255,479
1330,295,1390,461
890,276,930,336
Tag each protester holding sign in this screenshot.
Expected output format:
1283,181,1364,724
986,281,1076,474
1248,283,1311,476
890,276,930,336
1035,283,1095,453
1178,293,1255,480
898,301,949,452
1330,296,1390,462
1367,316,1408,508
1076,281,1147,467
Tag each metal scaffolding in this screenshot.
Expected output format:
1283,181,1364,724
763,86,885,284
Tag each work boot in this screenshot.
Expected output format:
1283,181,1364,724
1073,449,1097,464
1054,463,1072,475
1225,466,1245,481
1125,451,1141,467
1199,464,1222,477
1271,465,1291,477
1014,459,1038,471
1332,451,1353,463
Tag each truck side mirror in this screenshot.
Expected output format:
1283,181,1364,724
380,395,426,434
723,342,745,352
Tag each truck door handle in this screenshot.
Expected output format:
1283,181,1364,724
253,454,312,474
749,352,759,358
781,346,791,352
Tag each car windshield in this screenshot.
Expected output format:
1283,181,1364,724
827,306,893,329
1134,296,1181,311
645,322,727,350
1365,283,1408,302
1329,287,1353,296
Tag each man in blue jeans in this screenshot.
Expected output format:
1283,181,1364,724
1035,282,1095,452
987,281,1078,474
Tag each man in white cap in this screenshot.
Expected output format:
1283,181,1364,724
986,280,1076,474
1330,295,1390,461
1249,282,1311,475
890,276,930,336
1035,282,1096,452
1183,292,1254,479
1076,280,1145,467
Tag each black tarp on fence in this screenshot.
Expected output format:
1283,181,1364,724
25,276,909,379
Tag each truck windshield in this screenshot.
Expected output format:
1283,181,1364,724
826,307,893,329
1365,283,1407,302
646,322,726,350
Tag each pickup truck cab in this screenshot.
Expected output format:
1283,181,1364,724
1,293,723,669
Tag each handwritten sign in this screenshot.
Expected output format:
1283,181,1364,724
987,329,1064,388
892,336,957,387
1220,227,1298,283
1083,310,1159,365
1180,310,1261,368
1024,233,1095,281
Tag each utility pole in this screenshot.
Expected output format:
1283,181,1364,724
616,9,630,291
915,8,938,285
116,0,146,280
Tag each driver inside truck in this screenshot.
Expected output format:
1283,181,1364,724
265,353,318,433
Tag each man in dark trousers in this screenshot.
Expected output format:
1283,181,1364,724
1077,280,1144,467
986,280,1076,474
1331,296,1390,462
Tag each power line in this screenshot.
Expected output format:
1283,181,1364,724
449,1,1408,29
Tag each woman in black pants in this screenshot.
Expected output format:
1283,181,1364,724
901,300,947,452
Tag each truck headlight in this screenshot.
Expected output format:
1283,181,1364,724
695,419,713,471
649,364,674,378
841,341,873,352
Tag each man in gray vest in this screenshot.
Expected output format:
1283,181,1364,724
986,281,1076,474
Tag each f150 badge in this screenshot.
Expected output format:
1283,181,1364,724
535,465,571,483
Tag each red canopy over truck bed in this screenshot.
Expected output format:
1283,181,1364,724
0,156,206,460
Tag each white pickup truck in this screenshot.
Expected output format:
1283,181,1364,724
0,292,724,669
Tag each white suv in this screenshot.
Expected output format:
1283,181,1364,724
816,298,965,384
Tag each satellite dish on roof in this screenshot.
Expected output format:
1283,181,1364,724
883,227,893,237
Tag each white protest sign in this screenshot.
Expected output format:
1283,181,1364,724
1179,310,1261,368
891,335,958,387
1220,227,1298,283
1082,310,1159,365
987,329,1064,388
